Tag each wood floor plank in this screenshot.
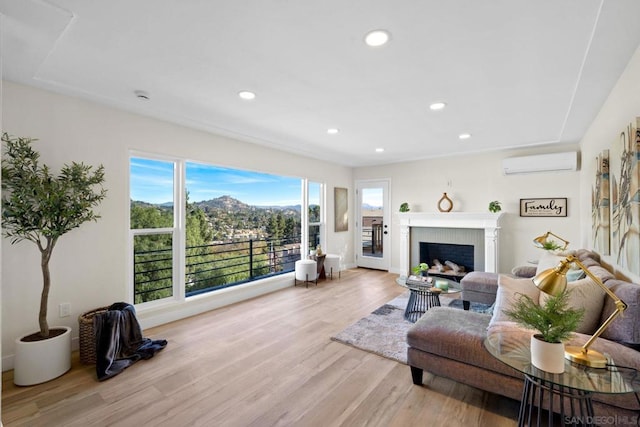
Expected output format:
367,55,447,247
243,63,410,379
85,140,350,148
2,268,518,426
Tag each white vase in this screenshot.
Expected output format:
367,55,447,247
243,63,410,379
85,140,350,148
530,334,565,374
14,326,72,386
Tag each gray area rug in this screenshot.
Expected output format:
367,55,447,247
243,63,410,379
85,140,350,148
330,293,491,364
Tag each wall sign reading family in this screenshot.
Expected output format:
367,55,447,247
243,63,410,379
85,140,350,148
520,198,567,217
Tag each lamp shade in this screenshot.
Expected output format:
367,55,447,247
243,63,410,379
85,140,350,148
532,259,570,296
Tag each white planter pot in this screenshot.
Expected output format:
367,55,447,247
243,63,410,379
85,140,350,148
14,326,72,386
530,334,565,374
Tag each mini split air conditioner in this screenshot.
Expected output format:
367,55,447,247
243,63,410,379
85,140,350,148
502,151,578,175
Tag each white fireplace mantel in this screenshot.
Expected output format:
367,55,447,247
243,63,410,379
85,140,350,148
399,212,503,278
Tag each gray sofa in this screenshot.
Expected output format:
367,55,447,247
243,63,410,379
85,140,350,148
407,249,640,418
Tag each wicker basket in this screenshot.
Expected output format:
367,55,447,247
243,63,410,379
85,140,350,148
78,306,109,364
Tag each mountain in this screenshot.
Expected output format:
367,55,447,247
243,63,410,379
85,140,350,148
135,195,301,213
196,195,251,211
362,203,382,210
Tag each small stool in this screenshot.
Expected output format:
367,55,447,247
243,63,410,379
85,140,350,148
459,271,499,310
295,259,317,287
324,254,341,279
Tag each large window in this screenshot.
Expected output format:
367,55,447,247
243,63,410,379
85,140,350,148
129,155,319,305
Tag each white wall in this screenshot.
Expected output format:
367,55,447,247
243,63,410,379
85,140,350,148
579,43,640,283
1,81,353,370
353,149,581,275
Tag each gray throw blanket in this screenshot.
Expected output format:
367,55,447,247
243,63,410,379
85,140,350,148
94,302,167,381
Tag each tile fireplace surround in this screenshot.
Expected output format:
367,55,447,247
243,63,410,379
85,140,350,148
398,212,504,279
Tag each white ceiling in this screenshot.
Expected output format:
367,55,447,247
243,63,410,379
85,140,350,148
2,0,640,167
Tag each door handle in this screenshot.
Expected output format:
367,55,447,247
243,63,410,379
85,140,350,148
383,231,388,235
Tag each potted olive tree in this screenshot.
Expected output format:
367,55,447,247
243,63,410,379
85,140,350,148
2,133,107,385
503,290,583,373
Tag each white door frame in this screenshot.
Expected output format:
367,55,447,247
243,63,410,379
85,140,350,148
355,179,391,271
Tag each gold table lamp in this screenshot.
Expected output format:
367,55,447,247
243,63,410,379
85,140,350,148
533,255,628,368
533,231,570,251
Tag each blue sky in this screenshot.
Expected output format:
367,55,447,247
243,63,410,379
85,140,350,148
130,158,302,206
130,158,382,207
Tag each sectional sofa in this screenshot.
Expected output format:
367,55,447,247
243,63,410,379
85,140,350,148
406,249,640,418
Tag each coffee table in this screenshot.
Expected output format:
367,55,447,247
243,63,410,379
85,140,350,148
401,276,461,322
485,330,640,426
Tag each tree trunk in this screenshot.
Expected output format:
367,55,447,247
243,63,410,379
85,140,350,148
39,245,54,338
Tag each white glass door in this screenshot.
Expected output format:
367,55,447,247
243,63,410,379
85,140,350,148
356,180,390,270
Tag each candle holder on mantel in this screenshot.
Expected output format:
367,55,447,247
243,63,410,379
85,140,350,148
437,192,453,212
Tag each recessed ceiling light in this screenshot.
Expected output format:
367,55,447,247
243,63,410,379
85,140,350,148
375,148,385,153
429,102,446,110
459,133,472,140
364,30,390,47
238,91,256,100
327,128,339,135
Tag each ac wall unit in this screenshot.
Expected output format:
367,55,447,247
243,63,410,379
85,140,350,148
502,151,578,175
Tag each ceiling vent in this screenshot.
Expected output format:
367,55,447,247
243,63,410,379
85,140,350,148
502,152,578,175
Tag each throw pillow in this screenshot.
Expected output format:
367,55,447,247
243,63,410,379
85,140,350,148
511,265,537,278
539,276,605,334
489,275,541,325
566,268,586,282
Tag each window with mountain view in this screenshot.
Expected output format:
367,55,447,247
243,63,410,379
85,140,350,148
183,162,303,296
130,157,176,304
130,156,317,304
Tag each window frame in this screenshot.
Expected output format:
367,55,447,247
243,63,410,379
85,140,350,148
128,153,185,307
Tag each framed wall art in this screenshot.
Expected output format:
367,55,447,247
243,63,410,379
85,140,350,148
592,149,610,255
519,198,567,217
334,187,348,232
609,118,640,275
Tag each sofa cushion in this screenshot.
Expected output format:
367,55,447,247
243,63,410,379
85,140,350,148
539,276,605,334
575,248,601,264
460,271,500,294
489,275,540,324
407,307,517,376
598,280,640,347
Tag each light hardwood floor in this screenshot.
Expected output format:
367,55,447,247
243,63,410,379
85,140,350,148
2,268,519,426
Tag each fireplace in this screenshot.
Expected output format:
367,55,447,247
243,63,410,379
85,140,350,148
419,242,474,274
398,212,503,278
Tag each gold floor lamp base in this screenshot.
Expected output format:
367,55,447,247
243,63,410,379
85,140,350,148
564,345,608,368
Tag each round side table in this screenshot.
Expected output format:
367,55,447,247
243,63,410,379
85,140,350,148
485,331,640,426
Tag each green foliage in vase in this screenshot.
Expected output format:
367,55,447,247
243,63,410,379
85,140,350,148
541,241,563,251
503,289,584,343
399,202,410,212
411,262,429,275
488,200,501,213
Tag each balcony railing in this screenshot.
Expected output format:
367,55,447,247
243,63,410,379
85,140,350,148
133,236,303,303
362,223,383,255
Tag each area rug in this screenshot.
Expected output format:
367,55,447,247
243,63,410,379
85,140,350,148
330,293,491,364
